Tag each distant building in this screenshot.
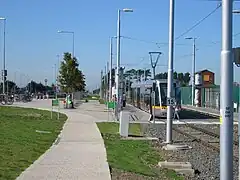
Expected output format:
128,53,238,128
195,69,215,87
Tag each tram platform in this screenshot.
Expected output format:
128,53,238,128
182,105,239,122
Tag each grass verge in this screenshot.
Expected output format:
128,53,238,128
97,122,184,179
0,106,67,180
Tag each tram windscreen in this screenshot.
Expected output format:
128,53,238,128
159,83,177,105
160,83,167,105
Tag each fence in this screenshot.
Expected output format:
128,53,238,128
181,84,240,112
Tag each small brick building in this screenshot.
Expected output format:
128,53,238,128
194,69,215,107
195,69,215,87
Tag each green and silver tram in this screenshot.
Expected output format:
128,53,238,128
130,79,182,118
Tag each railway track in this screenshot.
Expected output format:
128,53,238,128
128,104,239,160
172,124,239,161
150,117,239,161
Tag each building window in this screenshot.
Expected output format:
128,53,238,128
203,75,210,82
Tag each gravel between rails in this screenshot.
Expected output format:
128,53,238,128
141,123,239,180
191,124,238,142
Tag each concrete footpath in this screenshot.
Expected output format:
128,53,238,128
15,100,111,180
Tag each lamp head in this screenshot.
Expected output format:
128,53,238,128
122,8,133,12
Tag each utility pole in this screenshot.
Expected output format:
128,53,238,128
104,65,107,101
1,18,6,95
100,70,103,99
14,72,16,94
107,62,109,101
109,37,113,102
186,37,197,106
116,8,133,117
220,0,233,180
192,38,196,106
166,0,175,144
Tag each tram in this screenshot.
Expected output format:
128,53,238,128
130,79,182,118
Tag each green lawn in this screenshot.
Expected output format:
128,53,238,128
0,106,67,180
97,122,184,179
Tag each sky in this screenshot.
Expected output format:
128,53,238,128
1,0,240,90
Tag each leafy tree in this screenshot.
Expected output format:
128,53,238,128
183,72,191,86
177,73,184,83
173,71,178,79
124,68,151,80
155,71,191,86
59,52,86,93
0,80,19,93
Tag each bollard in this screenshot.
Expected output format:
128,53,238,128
119,111,129,137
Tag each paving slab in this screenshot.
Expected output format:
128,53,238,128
15,100,111,180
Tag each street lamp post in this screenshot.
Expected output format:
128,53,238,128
116,8,133,117
166,0,175,144
58,30,75,57
0,17,6,94
233,9,240,180
56,54,60,96
109,36,117,102
185,37,197,106
109,37,113,102
220,0,233,180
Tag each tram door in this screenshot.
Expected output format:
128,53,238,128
149,82,156,115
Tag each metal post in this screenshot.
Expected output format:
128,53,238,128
144,68,146,81
14,72,16,94
107,62,109,101
166,0,175,144
128,77,131,100
72,32,75,58
192,38,196,106
152,91,156,124
104,65,107,101
109,37,113,102
56,54,60,97
124,78,127,96
239,106,240,180
220,0,233,179
100,70,103,99
116,9,121,114
153,67,156,80
3,19,6,95
54,64,57,99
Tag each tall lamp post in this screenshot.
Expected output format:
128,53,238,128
116,8,133,116
166,0,175,144
185,37,197,106
0,17,6,94
233,9,240,180
57,30,75,57
109,36,117,102
220,0,233,180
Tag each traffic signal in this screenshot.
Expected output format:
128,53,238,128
1,70,7,81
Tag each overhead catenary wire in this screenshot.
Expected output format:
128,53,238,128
118,2,240,70
174,3,222,41
121,36,190,46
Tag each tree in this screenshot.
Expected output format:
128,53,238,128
154,71,191,86
177,73,184,84
0,80,19,93
183,72,191,86
59,52,86,93
173,71,178,79
124,68,151,80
